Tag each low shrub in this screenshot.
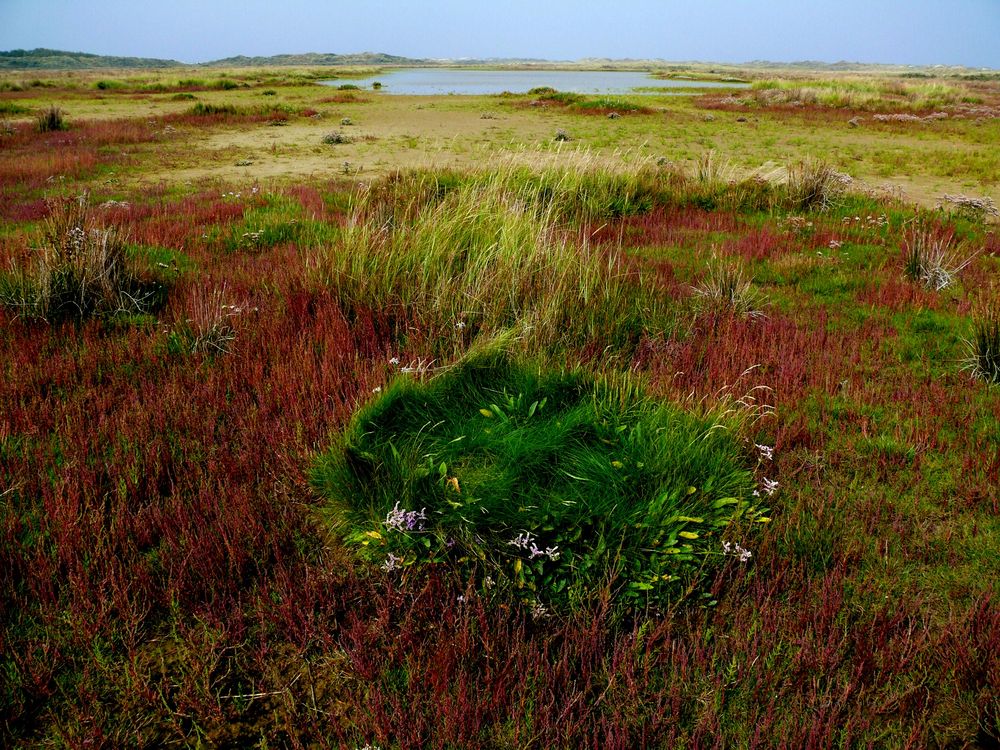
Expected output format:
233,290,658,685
941,193,1000,224
322,131,352,145
0,101,28,115
188,102,238,116
312,349,763,610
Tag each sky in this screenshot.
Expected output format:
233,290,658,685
1,0,998,68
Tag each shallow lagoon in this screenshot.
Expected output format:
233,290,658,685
319,68,748,95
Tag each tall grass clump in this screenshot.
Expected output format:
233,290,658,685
962,303,1000,384
748,77,964,111
36,105,66,132
902,228,975,291
693,257,766,319
785,160,849,211
164,283,244,355
312,348,763,610
0,195,153,321
314,171,663,353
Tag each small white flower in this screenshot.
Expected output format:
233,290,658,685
381,553,403,572
755,443,774,461
388,356,400,366
762,478,779,496
723,540,752,563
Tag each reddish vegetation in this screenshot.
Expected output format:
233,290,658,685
1,141,998,745
591,206,744,248
317,93,371,104
857,276,945,312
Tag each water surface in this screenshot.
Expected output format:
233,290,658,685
319,68,747,95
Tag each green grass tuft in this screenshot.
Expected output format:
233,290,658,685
313,168,667,355
963,304,1000,384
35,105,66,132
0,195,161,322
312,348,763,610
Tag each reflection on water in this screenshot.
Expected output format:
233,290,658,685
319,68,748,95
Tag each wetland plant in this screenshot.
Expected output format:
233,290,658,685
165,283,244,355
323,131,353,145
962,303,1000,384
313,170,662,353
785,159,849,211
693,258,766,319
0,195,155,321
902,228,974,291
36,105,66,132
312,348,764,610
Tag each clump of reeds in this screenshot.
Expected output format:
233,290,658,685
902,229,975,291
962,303,1000,384
165,283,244,355
312,168,663,353
36,105,66,132
696,150,739,184
786,160,849,211
693,257,766,320
0,195,150,321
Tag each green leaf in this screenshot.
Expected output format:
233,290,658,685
712,497,739,509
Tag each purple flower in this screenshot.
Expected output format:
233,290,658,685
384,502,427,532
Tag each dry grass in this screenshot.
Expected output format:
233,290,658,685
902,228,976,291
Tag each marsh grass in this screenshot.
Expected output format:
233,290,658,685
165,283,243,355
314,167,666,353
785,159,850,211
693,258,766,319
36,105,66,132
902,228,976,291
962,303,1000,384
0,195,156,321
312,347,761,609
748,77,966,111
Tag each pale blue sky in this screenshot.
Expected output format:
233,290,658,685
1,0,998,67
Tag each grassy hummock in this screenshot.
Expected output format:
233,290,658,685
312,348,764,610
